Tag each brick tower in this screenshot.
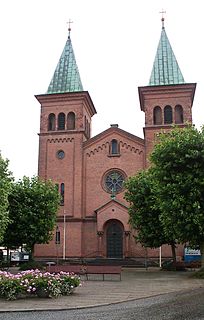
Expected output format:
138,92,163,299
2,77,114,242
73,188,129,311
139,18,196,166
35,28,96,258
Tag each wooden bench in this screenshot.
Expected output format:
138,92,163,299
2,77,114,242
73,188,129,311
47,265,122,281
86,265,121,281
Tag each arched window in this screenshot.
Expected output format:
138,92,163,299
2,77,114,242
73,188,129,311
175,105,183,124
164,105,173,124
48,113,55,131
60,183,64,205
153,106,162,125
111,139,119,154
67,112,75,130
58,113,65,130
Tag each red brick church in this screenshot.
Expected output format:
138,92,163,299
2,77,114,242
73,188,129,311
34,19,196,262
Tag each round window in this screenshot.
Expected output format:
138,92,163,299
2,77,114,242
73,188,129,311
57,150,65,159
103,170,126,194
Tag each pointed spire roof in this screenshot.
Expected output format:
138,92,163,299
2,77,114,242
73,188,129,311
47,29,83,94
149,18,185,86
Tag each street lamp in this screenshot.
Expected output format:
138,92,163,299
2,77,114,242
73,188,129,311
63,213,66,260
55,226,60,265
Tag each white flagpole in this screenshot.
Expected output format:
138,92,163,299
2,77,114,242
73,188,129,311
63,213,66,260
159,246,162,267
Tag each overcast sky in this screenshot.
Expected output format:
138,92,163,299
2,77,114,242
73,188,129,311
0,0,204,180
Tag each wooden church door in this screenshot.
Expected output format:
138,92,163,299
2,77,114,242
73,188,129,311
106,221,123,258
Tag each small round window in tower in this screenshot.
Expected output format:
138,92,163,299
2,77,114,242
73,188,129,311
57,150,65,159
103,170,126,194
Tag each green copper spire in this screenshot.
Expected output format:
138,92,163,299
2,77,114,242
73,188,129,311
149,18,185,86
47,29,83,94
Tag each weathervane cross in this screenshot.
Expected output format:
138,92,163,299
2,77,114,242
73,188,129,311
159,9,166,28
67,19,73,37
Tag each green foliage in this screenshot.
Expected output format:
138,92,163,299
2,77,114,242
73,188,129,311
0,153,13,242
0,269,81,300
151,126,204,249
125,125,204,266
161,260,186,271
0,275,24,300
147,125,204,267
19,261,45,271
125,169,174,248
191,268,204,278
3,176,60,254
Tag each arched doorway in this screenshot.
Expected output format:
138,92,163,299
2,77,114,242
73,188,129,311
106,220,123,258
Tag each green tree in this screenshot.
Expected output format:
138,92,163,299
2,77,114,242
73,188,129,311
4,176,60,257
125,169,177,262
0,153,13,242
151,125,204,268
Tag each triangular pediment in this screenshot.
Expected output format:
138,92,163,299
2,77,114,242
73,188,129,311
95,199,130,232
84,125,144,149
95,199,128,214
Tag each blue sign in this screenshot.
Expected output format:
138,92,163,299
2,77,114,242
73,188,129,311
184,247,201,262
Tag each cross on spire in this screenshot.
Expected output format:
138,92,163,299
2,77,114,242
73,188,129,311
159,9,166,29
67,19,73,38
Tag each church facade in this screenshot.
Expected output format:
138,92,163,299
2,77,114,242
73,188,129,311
34,20,196,261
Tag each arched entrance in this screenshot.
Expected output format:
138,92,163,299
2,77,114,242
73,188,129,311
106,220,123,258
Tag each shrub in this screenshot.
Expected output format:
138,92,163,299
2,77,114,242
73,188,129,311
161,260,186,271
191,268,204,279
19,261,45,271
0,269,81,300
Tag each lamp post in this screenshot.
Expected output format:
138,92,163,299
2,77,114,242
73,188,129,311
55,226,60,265
159,246,162,268
63,213,66,260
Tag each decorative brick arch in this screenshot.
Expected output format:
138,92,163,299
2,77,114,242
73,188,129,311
95,200,129,232
95,200,130,258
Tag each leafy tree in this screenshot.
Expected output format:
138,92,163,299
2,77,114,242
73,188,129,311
0,153,13,242
125,169,177,262
151,125,204,268
3,176,60,257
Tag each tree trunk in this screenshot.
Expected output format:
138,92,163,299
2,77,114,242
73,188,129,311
30,244,35,261
6,247,9,262
171,242,177,264
200,242,204,270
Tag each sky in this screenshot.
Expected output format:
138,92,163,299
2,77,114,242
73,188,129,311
0,0,204,180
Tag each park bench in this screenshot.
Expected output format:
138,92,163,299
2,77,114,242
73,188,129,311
47,264,122,281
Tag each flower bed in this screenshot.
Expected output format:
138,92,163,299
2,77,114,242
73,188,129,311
0,269,81,300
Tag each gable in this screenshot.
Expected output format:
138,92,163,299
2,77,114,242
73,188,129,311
95,199,130,232
83,126,144,158
83,125,145,217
